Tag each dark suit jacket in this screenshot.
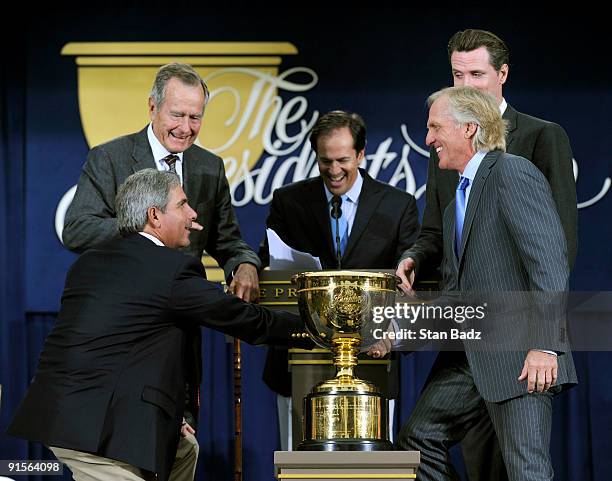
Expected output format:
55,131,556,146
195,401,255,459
62,126,261,424
260,169,419,269
8,234,308,481
403,105,577,276
63,126,261,278
440,151,577,402
259,170,420,395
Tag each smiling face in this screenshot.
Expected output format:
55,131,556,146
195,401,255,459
450,46,508,104
426,95,474,173
316,127,364,196
151,185,197,249
149,77,206,153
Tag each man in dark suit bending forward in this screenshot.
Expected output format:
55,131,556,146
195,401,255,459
9,169,310,481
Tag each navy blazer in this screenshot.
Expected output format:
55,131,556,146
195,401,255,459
8,234,308,480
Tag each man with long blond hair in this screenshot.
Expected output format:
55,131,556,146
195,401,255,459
395,86,576,481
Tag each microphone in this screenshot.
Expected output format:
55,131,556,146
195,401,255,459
331,196,342,269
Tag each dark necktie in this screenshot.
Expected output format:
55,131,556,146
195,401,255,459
455,176,470,255
163,154,179,174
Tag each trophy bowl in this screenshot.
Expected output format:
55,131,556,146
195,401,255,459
292,270,399,451
293,270,399,350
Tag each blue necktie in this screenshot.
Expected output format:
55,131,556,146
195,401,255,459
330,196,349,256
455,176,470,255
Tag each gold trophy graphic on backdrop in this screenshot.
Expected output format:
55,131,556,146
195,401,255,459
292,271,399,451
60,41,299,282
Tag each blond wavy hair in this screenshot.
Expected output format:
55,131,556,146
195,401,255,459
428,86,507,152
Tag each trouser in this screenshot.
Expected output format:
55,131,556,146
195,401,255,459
396,352,553,481
50,433,199,481
461,410,509,481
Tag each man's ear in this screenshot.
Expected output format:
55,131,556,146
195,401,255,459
498,63,509,86
356,148,365,163
148,97,156,120
147,206,161,228
465,122,478,139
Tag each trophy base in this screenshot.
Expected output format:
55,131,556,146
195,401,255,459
301,381,391,451
298,439,394,451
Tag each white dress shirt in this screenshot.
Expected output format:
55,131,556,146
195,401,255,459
147,124,184,185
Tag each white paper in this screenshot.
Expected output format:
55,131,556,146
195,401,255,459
267,228,322,270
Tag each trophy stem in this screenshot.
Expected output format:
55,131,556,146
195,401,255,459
332,337,360,379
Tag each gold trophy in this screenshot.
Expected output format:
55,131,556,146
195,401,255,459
292,271,399,451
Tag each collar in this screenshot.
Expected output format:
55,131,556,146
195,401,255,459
499,98,507,116
138,231,165,246
323,170,364,204
147,123,184,163
460,150,488,182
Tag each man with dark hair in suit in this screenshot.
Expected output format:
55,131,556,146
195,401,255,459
260,110,419,269
9,169,311,481
393,86,576,481
62,62,261,441
259,110,420,448
398,29,577,285
395,29,577,481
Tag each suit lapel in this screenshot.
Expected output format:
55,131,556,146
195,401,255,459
182,145,204,202
503,105,518,151
443,201,460,278
306,178,336,263
131,127,156,173
342,172,383,262
457,151,500,265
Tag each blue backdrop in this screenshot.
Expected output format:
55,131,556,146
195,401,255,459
1,6,611,481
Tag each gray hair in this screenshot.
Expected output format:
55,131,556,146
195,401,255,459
116,169,181,236
150,62,210,110
428,86,506,152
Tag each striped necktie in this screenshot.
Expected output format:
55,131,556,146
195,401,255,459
163,154,179,173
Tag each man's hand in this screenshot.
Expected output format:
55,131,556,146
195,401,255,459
366,338,393,358
396,257,416,296
228,263,259,302
181,417,196,437
518,350,558,393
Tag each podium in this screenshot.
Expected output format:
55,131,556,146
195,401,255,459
259,270,399,450
274,451,420,480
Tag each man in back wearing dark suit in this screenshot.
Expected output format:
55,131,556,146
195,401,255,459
62,62,261,438
259,110,420,448
395,29,577,481
260,110,420,269
8,169,311,481
394,86,576,481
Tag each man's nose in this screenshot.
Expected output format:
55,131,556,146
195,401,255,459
328,161,341,174
177,116,190,131
425,131,434,146
187,203,197,220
